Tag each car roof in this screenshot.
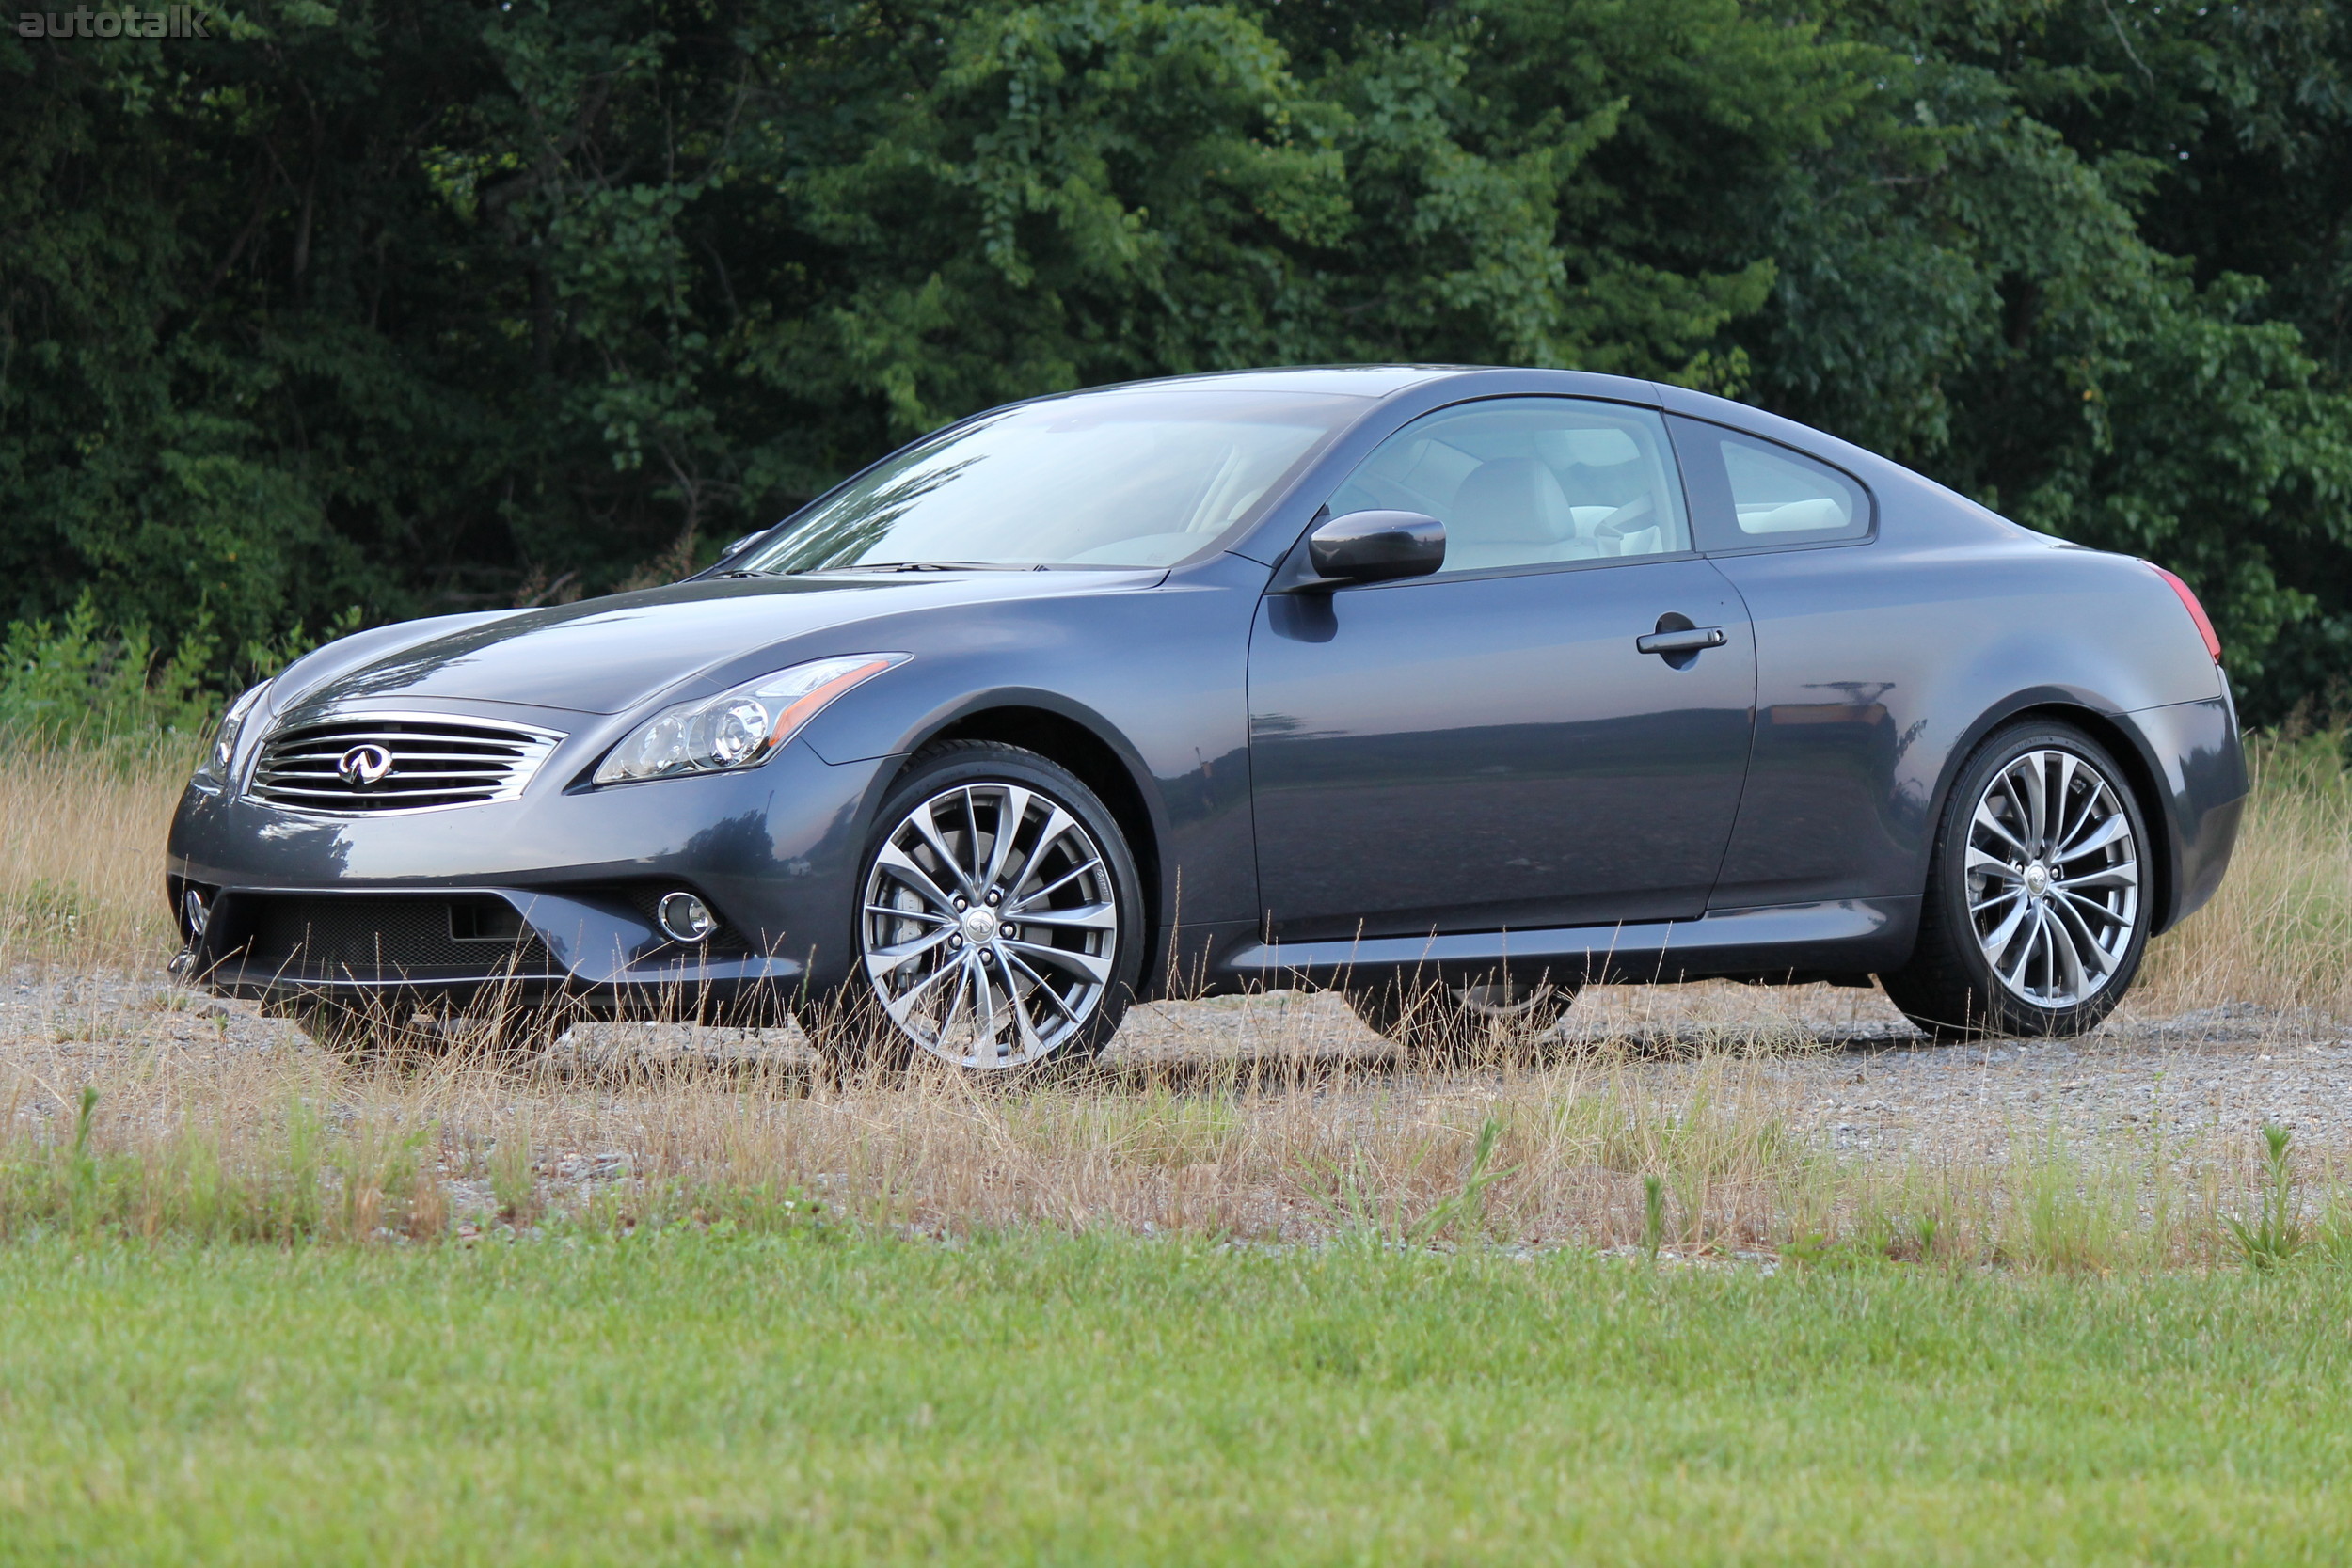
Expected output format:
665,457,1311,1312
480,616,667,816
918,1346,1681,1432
1104,367,1892,478
1090,365,1470,398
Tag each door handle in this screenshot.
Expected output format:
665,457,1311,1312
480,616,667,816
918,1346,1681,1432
1636,626,1727,656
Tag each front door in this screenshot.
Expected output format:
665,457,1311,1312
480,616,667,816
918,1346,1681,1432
1248,397,1756,942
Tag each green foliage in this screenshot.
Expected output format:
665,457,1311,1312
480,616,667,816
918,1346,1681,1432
2223,1122,2309,1271
3,0,2347,716
1311,1115,1514,1247
0,597,212,748
0,596,355,753
1640,1171,1666,1264
1747,1,2352,711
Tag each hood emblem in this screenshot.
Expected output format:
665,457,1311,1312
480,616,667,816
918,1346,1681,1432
337,743,395,789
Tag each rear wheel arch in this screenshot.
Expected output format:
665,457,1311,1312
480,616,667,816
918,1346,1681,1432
1923,699,2176,937
1887,714,2156,1038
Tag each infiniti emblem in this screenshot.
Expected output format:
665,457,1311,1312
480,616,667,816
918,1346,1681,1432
337,743,395,789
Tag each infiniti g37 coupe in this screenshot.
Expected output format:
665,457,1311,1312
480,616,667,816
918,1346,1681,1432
166,366,2245,1068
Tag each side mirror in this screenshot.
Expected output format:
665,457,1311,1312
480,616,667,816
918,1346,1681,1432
1296,510,1446,589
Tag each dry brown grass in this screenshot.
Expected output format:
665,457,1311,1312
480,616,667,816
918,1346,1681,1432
0,964,2343,1267
2135,733,2352,1018
0,743,190,968
1,732,2346,1263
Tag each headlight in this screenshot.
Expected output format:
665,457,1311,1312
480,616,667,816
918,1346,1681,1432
197,681,271,784
594,654,909,785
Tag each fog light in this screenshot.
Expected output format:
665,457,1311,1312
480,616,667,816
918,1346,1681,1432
182,889,210,940
656,891,716,943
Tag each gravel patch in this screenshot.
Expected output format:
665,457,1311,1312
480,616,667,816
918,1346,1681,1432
5,967,2343,1167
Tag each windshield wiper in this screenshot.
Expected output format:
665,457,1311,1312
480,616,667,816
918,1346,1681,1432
793,561,1040,574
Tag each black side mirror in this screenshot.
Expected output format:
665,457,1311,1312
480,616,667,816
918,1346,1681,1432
1292,510,1446,590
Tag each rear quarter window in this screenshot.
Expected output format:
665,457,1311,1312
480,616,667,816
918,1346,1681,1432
1668,416,1874,553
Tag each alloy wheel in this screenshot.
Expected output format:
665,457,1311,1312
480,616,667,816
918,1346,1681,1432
1963,747,2140,1008
859,781,1120,1068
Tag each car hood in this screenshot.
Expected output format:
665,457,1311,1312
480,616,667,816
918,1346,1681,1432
283,571,1160,717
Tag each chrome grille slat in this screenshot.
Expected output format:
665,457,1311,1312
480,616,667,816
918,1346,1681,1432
266,751,527,764
246,712,565,816
269,747,532,761
257,784,514,800
259,767,514,782
261,722,534,738
266,747,529,761
268,728,527,739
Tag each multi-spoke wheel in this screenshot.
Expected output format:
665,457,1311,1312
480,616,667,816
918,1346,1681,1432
809,741,1144,1071
1883,721,2151,1039
1346,975,1578,1063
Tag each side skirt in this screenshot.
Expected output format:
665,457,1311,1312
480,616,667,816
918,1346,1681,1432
1209,896,1921,991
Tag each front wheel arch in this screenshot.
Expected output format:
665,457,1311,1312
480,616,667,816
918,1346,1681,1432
894,704,1166,982
814,739,1150,1070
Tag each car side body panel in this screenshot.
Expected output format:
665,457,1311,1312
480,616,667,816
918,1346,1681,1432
1245,556,1756,941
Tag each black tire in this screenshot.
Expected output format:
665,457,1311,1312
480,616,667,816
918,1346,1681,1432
1882,720,2153,1041
1345,974,1579,1064
801,740,1147,1073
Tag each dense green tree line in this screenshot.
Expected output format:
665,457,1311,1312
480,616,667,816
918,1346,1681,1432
4,0,2347,718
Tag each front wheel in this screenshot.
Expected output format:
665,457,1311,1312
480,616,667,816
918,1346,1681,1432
802,741,1147,1072
1882,721,2152,1040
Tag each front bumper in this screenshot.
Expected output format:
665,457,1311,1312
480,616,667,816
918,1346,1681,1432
167,721,894,1019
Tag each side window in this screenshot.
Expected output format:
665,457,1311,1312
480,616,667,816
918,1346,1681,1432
1327,398,1691,577
1671,417,1872,551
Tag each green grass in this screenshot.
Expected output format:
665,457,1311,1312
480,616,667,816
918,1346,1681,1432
5,1230,2352,1563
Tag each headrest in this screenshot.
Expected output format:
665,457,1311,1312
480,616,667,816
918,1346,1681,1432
1451,458,1573,545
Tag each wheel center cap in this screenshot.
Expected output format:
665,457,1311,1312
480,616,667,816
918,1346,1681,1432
2024,862,2050,897
962,906,1000,943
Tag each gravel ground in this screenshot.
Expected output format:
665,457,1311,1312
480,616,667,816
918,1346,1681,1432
6,967,2344,1166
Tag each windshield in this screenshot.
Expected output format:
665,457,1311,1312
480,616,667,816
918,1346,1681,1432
734,388,1363,573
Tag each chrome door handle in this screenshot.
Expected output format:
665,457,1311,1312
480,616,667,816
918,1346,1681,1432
1635,626,1727,656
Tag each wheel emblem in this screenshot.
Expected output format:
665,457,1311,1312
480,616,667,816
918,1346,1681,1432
337,743,395,788
1964,749,2137,1007
861,782,1118,1068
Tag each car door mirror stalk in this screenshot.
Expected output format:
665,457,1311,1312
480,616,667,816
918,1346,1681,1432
1275,510,1446,592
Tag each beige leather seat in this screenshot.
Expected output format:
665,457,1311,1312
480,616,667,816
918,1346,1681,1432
1446,457,1591,571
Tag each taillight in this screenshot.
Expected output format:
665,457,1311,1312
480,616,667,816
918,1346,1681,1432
2148,563,2222,663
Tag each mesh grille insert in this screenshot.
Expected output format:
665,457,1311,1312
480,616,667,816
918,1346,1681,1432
237,895,556,979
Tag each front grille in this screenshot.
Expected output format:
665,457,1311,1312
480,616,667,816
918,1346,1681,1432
250,713,564,814
235,895,556,979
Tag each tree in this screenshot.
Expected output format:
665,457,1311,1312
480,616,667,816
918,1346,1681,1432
3,0,2346,719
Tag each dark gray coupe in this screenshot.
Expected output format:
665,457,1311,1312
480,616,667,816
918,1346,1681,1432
166,366,2245,1068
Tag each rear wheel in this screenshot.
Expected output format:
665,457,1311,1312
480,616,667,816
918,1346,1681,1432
1345,976,1579,1063
1883,721,2151,1040
802,741,1146,1072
